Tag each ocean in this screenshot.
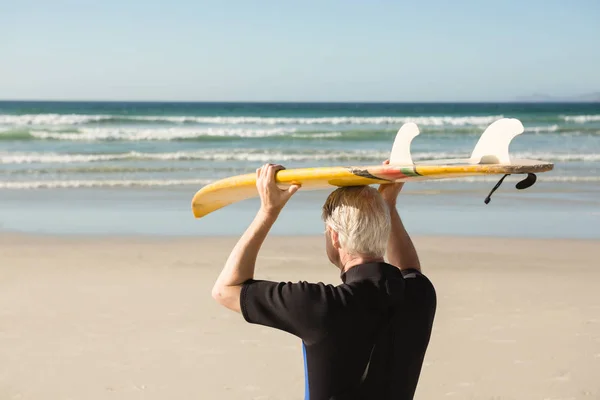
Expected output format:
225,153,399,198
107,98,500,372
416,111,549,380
1,101,599,238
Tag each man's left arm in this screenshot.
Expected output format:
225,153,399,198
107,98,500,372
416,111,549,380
211,163,299,313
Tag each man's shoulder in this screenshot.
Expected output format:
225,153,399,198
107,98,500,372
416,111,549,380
274,280,363,311
243,279,372,319
245,279,344,300
281,280,349,298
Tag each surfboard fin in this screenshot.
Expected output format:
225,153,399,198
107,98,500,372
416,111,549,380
471,118,524,165
389,123,420,165
484,173,538,204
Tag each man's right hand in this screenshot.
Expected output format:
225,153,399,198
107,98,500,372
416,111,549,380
378,160,404,206
256,163,300,217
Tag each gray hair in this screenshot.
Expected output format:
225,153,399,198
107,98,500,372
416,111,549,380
321,186,391,257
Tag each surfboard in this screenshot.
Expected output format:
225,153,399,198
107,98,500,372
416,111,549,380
191,118,554,218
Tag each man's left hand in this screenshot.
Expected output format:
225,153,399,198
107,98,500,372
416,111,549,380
378,159,404,206
256,163,300,216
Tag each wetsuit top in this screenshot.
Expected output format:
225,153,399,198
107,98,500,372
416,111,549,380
241,262,437,400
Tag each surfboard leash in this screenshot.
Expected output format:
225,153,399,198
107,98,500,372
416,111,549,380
484,173,537,204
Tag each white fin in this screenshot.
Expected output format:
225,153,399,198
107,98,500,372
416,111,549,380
470,118,524,164
389,123,420,165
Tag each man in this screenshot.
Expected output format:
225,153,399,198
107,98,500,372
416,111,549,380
212,162,437,400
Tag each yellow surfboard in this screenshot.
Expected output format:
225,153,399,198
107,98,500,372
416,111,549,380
191,119,554,219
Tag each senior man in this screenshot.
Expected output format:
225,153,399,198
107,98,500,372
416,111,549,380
212,162,436,400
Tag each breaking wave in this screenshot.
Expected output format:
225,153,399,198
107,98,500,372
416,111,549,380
29,127,297,141
2,150,599,165
0,113,504,127
0,178,212,189
1,175,599,190
0,149,390,164
563,115,600,123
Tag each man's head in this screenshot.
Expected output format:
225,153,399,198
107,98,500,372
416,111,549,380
321,186,391,269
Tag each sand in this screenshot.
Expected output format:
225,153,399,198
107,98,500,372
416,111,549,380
0,234,599,399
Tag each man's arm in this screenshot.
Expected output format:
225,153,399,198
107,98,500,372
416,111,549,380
211,164,299,313
384,195,421,271
211,209,278,312
379,161,421,272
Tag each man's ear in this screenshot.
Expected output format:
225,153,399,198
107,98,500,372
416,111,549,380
330,229,341,250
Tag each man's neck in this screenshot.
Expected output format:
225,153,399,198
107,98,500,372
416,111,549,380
340,255,385,274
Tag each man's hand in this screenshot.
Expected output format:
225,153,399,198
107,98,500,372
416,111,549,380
256,163,300,216
378,159,404,206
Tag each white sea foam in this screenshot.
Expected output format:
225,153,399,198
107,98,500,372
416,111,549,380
0,114,113,126
3,150,599,165
525,125,559,133
0,178,212,189
563,115,600,123
290,132,344,138
0,153,131,164
1,175,599,190
415,152,600,162
0,150,391,164
0,113,505,127
138,115,504,126
445,175,600,183
417,152,600,162
29,127,298,141
511,152,600,162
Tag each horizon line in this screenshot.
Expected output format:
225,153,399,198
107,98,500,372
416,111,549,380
1,99,599,104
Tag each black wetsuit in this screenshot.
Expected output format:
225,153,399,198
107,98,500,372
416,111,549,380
241,262,437,400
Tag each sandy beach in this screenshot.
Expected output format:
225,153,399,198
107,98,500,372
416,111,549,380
0,234,598,399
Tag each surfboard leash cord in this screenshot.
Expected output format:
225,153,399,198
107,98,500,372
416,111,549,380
484,173,537,204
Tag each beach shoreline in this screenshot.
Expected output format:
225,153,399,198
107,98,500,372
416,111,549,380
1,233,598,399
2,181,600,239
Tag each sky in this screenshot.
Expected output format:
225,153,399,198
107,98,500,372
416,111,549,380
1,0,599,102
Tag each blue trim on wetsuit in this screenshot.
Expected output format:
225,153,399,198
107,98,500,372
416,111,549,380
303,342,309,399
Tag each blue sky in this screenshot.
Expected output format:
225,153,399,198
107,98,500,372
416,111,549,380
1,0,599,101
